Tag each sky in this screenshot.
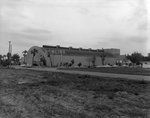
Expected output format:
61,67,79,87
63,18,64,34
0,0,150,57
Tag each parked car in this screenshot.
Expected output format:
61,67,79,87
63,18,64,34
122,64,129,67
20,64,26,67
20,64,32,68
111,65,118,68
96,65,111,68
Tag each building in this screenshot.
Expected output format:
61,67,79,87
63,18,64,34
104,48,120,56
116,55,131,66
26,45,120,67
141,61,150,68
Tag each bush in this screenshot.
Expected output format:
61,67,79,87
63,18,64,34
71,59,74,65
69,63,72,67
78,62,82,67
2,60,10,67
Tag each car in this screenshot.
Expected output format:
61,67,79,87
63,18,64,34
96,65,111,68
111,65,118,68
96,65,103,68
20,64,26,67
122,65,129,67
20,64,32,68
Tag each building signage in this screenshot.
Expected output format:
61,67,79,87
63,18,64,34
47,49,66,55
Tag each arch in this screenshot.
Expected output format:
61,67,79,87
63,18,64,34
26,46,47,66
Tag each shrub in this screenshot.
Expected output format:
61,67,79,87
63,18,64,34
2,60,10,67
69,63,72,67
71,59,74,65
78,62,82,67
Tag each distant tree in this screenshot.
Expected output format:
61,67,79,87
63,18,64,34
1,55,6,66
2,55,6,60
142,55,150,61
100,49,105,65
12,53,20,64
22,50,28,64
78,62,82,67
31,49,38,66
0,54,2,65
47,51,53,67
126,52,143,65
7,52,11,67
91,56,96,66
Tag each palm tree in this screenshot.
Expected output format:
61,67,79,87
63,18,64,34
7,52,11,60
0,54,2,65
3,55,6,60
100,49,105,65
0,54,2,59
22,50,28,64
31,49,38,66
86,57,92,66
7,52,11,67
1,55,6,67
47,51,53,67
12,53,20,65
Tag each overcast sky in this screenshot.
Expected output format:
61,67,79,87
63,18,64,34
0,0,150,56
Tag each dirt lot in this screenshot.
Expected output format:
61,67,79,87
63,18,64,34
58,67,150,76
0,68,150,118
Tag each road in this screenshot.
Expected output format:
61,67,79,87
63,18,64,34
12,66,150,81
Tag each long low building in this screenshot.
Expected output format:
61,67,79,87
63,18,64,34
26,45,120,67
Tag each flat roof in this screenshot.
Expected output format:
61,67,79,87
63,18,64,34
42,45,116,57
43,45,103,52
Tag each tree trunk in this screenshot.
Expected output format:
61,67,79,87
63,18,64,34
48,54,53,67
102,58,105,65
32,55,34,66
49,57,53,67
24,56,25,63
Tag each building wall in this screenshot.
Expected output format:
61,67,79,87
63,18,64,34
104,57,117,65
26,46,117,67
63,56,90,66
50,55,89,66
142,61,150,68
51,55,116,66
104,48,120,56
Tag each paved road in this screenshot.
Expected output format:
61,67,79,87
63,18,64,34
12,66,150,81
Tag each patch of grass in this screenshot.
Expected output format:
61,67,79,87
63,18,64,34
72,76,149,97
58,67,150,76
0,68,150,118
120,108,147,118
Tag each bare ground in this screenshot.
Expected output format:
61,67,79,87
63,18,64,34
0,68,150,118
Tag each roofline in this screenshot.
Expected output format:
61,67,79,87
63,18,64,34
42,45,104,52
